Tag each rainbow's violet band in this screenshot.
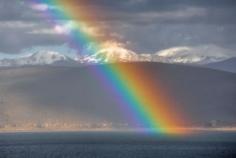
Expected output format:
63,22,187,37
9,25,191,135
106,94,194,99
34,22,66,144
31,0,188,134
32,0,99,55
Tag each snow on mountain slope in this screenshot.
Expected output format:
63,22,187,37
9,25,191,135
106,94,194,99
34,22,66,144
82,44,234,64
0,51,72,67
154,45,234,64
0,45,234,66
28,51,67,64
82,43,139,63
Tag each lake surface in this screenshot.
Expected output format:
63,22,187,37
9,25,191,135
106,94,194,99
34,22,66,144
0,131,235,158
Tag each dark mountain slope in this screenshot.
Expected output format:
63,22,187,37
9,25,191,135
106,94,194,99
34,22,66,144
206,57,236,73
0,62,235,127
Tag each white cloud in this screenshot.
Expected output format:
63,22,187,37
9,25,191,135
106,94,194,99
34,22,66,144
27,28,58,34
0,21,37,28
31,4,49,11
33,20,107,37
138,7,206,20
30,3,59,12
127,0,146,5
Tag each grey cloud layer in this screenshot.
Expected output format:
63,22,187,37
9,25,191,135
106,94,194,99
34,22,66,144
1,0,235,23
0,0,235,53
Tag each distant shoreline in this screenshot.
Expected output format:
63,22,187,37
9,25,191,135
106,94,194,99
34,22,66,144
1,127,236,134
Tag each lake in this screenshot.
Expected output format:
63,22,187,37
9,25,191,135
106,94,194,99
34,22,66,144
0,131,235,158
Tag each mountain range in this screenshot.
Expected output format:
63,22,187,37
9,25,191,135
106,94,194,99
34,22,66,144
0,45,235,73
0,44,235,129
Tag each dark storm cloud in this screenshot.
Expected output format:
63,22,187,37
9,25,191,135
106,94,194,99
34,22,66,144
0,0,235,53
1,0,234,24
0,0,37,21
104,0,236,25
61,0,236,24
0,28,65,53
114,23,236,52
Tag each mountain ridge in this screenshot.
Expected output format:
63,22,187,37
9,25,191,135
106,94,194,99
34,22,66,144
206,57,236,73
0,45,234,67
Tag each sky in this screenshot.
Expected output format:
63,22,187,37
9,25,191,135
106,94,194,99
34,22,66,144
0,0,235,55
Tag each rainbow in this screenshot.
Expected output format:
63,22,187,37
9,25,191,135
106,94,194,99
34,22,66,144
30,0,188,134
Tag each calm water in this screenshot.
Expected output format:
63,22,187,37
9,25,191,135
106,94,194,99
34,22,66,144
0,131,235,158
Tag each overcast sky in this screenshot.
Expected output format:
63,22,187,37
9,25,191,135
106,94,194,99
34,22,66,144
0,0,235,54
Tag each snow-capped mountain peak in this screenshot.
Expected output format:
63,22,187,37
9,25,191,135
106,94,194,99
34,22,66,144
0,51,72,67
28,51,67,65
154,45,233,64
0,44,234,67
82,43,138,63
157,47,191,57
